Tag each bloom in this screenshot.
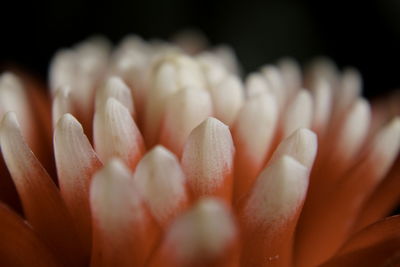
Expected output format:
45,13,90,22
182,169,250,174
0,34,399,266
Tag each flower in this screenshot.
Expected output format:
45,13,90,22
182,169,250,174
0,34,399,267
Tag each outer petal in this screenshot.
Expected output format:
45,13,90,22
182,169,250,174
295,117,400,267
353,156,400,231
338,215,400,255
0,203,61,267
54,113,103,254
0,112,86,266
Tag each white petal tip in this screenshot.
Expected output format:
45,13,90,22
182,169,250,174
1,111,19,129
167,197,236,261
271,128,318,170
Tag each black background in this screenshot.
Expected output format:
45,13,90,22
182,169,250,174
1,0,400,97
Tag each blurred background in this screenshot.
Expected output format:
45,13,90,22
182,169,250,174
1,0,399,97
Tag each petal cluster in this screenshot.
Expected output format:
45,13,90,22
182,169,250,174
0,35,399,267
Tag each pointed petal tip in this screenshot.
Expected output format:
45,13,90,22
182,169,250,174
97,76,134,114
182,116,234,198
102,157,131,176
1,111,19,130
58,112,79,125
203,116,227,127
134,144,187,224
271,127,318,170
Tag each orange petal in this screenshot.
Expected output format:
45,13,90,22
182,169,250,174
90,159,159,267
353,156,400,232
295,117,400,267
149,197,239,267
0,156,22,214
0,203,61,267
54,113,103,254
0,112,86,266
320,237,400,267
338,215,400,255
181,117,234,202
238,155,310,267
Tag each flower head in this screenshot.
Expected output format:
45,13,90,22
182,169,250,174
0,34,399,266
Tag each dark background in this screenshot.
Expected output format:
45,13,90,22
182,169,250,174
1,0,400,97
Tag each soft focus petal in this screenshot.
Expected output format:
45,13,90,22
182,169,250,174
134,146,189,227
149,197,239,267
90,159,159,267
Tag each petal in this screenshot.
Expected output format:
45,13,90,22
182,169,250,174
282,89,313,138
245,72,270,98
144,54,205,147
134,146,189,227
208,74,244,126
95,76,135,117
261,66,286,110
232,93,278,201
0,72,34,147
159,88,213,157
269,128,318,170
338,215,400,255
352,156,400,232
238,155,309,267
330,68,362,126
90,159,159,267
0,112,86,265
93,97,144,170
149,197,239,267
54,113,103,254
278,58,302,100
181,117,235,202
0,154,22,214
295,117,400,267
310,79,333,136
326,99,370,171
49,49,77,94
0,203,61,267
144,61,179,146
52,86,73,128
320,238,400,267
